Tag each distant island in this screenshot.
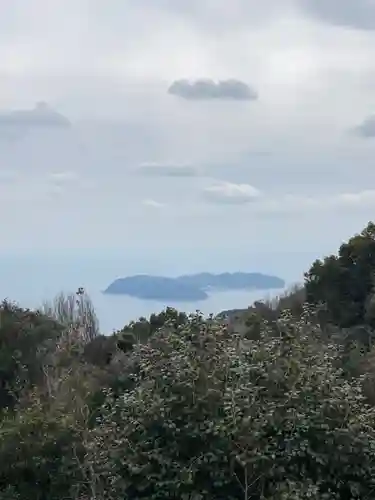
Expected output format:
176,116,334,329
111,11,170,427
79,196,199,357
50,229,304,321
103,272,285,302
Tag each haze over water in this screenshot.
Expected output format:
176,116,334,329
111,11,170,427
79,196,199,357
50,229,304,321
0,250,312,333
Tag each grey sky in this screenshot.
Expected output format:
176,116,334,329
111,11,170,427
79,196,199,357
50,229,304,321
0,0,375,267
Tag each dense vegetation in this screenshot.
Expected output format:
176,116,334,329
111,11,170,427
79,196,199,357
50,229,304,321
2,223,375,499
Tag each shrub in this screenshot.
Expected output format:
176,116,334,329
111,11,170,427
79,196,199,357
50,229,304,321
87,309,375,499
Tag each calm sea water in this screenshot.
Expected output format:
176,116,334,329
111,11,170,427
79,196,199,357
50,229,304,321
0,252,308,334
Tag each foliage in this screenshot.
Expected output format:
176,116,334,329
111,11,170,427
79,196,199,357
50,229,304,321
222,285,306,340
305,221,375,329
88,309,375,499
0,394,83,500
0,300,63,410
0,308,115,499
117,307,188,352
83,334,117,366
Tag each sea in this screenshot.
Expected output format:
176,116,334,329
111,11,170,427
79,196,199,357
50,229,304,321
0,251,313,334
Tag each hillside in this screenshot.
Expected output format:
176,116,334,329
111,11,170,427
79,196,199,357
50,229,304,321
2,222,375,498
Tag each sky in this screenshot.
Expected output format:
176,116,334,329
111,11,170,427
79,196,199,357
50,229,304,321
1,0,375,277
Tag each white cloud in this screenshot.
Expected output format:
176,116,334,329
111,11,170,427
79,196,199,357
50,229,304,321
251,189,375,214
329,190,375,208
47,170,79,183
203,181,261,204
192,186,375,214
0,0,375,256
142,199,165,208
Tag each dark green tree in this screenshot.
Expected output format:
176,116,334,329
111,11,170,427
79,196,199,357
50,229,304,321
117,307,188,352
0,300,63,410
305,221,375,328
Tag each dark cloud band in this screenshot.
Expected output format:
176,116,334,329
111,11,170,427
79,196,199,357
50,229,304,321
0,102,71,128
301,0,375,31
168,79,258,101
354,116,375,138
